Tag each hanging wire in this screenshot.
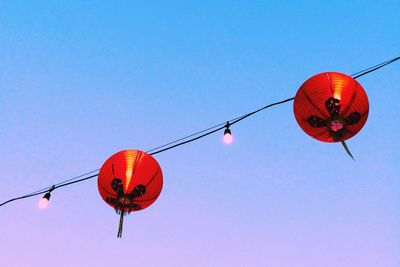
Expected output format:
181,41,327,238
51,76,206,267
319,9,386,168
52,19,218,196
146,122,227,154
54,169,100,187
229,97,295,126
351,56,400,79
1,55,399,208
0,189,50,207
0,97,294,207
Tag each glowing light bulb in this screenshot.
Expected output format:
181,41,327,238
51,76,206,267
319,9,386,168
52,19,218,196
223,128,233,144
38,197,49,209
38,191,51,209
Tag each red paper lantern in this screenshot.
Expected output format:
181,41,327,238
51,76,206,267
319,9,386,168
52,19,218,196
98,150,163,237
294,72,369,143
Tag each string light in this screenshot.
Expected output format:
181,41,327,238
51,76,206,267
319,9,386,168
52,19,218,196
223,122,233,144
0,55,399,208
38,186,55,209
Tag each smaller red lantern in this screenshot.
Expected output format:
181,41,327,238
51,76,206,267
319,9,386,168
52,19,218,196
293,72,369,157
98,150,163,237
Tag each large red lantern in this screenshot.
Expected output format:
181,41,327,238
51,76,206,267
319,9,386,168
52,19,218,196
98,150,163,237
293,72,369,157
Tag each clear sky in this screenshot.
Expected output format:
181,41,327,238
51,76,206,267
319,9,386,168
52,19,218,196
1,1,399,266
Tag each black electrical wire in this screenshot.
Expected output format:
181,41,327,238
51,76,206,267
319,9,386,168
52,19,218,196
0,174,100,207
146,122,227,154
1,55,398,208
229,97,295,126
351,56,400,79
54,169,100,187
0,97,293,207
0,189,50,207
149,125,227,155
8,169,101,200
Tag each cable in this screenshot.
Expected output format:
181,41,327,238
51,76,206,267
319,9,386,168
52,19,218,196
229,97,295,126
148,97,296,155
0,97,293,207
149,124,227,155
1,55,399,208
0,189,49,207
146,122,227,154
54,174,99,190
0,174,100,207
351,56,400,79
54,169,100,187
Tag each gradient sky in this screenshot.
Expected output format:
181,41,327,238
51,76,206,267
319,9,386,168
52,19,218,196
1,1,399,267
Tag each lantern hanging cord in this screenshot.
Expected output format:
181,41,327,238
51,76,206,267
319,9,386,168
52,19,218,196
1,55,399,208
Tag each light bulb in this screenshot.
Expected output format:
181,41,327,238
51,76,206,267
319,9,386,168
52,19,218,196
38,197,49,209
38,191,51,209
223,128,233,144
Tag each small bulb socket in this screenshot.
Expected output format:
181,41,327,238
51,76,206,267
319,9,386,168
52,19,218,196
224,128,231,135
224,121,231,135
43,192,51,201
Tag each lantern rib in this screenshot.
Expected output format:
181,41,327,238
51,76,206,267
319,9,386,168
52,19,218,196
145,169,161,187
301,90,329,118
1,55,399,208
341,91,358,117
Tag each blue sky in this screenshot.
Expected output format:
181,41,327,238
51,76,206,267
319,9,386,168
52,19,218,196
1,1,399,266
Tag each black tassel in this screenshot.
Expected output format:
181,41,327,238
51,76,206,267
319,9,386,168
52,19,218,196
117,211,124,238
340,140,355,160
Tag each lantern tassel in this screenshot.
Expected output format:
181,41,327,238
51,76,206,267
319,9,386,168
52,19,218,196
117,211,124,238
340,140,354,160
